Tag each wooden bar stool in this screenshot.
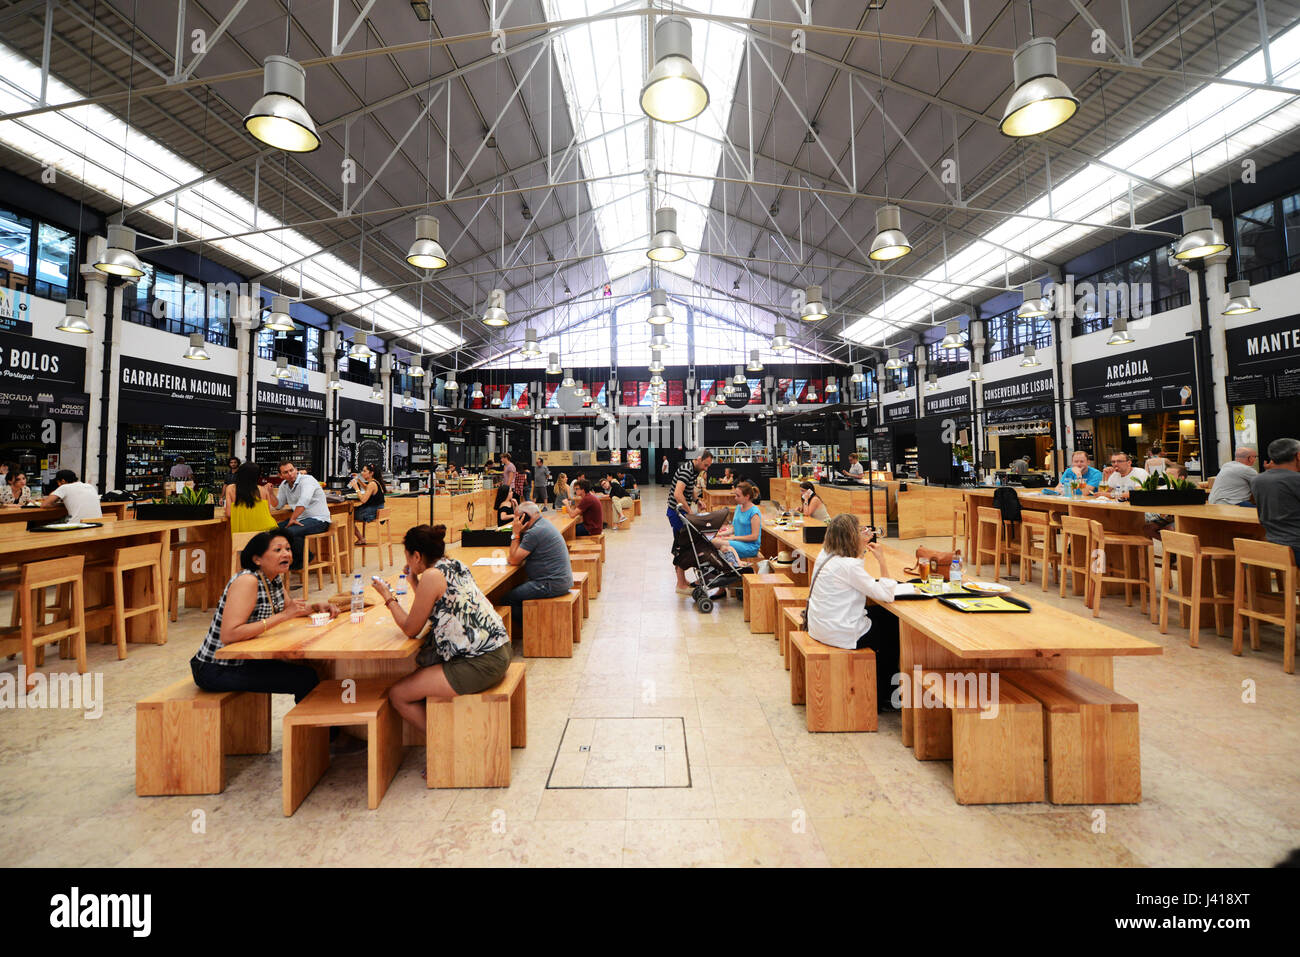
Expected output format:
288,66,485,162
1058,516,1093,602
1231,538,1298,674
168,530,211,622
951,504,968,555
110,543,167,658
1019,510,1059,589
355,507,396,571
0,556,86,692
973,506,1016,581
1086,519,1155,621
300,528,342,602
1158,530,1235,646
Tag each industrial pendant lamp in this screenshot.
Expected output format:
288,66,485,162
747,349,764,372
243,56,321,152
938,319,965,351
546,352,562,375
771,320,791,353
406,214,448,269
806,383,818,402
650,373,664,387
1223,279,1260,315
471,382,484,399
1017,281,1050,318
561,368,576,388
56,299,93,334
1106,317,1136,346
444,370,459,391
403,390,415,410
575,380,587,397
520,328,541,357
647,209,686,263
264,295,296,332
868,206,911,261
1020,344,1041,367
647,288,674,325
649,329,669,352
327,371,342,390
733,365,746,385
825,376,839,394
490,390,502,407
850,364,865,383
183,333,211,361
999,37,1079,138
1173,205,1228,261
884,347,903,371
273,356,292,379
648,357,665,374
799,285,828,322
349,330,374,361
967,361,982,381
482,288,509,327
409,361,425,379
94,224,145,278
370,379,384,399
640,16,709,124
926,373,939,392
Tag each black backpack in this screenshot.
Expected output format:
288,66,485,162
992,485,1022,523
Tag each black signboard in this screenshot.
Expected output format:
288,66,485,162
339,396,384,426
1070,339,1196,418
0,329,88,420
981,370,1055,408
119,356,238,429
257,381,326,417
884,398,915,423
393,406,425,430
724,382,752,409
924,387,970,417
1224,313,1300,404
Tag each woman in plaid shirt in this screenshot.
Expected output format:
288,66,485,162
190,529,336,702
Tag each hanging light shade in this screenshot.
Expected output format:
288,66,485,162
182,333,210,361
806,384,818,402
546,351,562,375
748,414,757,423
264,295,296,332
967,361,982,381
444,370,459,391
884,347,903,371
647,208,686,263
273,356,292,379
649,373,664,387
56,299,93,334
825,376,839,394
1223,279,1260,315
575,380,587,397
649,330,669,352
799,285,828,322
868,205,911,261
482,288,509,327
490,391,502,406
771,319,791,352
999,37,1079,138
648,357,665,374
561,368,576,388
647,287,675,324
370,379,384,399
938,319,965,350
850,363,865,383
747,349,763,372
403,390,415,410
409,361,425,378
470,381,484,399
926,373,940,392
406,214,447,269
1173,205,1228,261
94,224,145,278
1020,344,1041,367
520,328,541,357
327,371,342,390
640,16,709,124
243,56,320,152
714,392,726,405
733,365,746,385
1017,281,1050,318
1107,317,1136,346
349,330,374,361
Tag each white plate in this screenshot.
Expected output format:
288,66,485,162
966,581,1011,593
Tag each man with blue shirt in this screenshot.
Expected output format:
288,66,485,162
273,460,332,569
1057,450,1104,495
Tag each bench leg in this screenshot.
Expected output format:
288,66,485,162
789,644,806,706
1046,705,1141,804
952,704,1044,805
427,695,512,788
223,692,272,755
805,651,877,733
283,723,330,816
367,702,404,811
136,701,225,796
912,672,954,761
510,673,527,749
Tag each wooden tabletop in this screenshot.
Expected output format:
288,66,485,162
967,488,1262,524
0,517,228,554
215,585,419,661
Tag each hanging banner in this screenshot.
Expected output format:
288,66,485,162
120,355,236,409
924,388,970,417
981,369,1055,408
884,398,915,423
1070,339,1196,418
256,381,325,417
1224,313,1300,403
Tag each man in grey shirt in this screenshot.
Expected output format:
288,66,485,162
1254,437,1300,565
504,502,574,628
1011,455,1030,475
1207,446,1259,506
534,457,551,509
274,460,332,568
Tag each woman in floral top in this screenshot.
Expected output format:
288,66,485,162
0,471,35,506
377,524,511,732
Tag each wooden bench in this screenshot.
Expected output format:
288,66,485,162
282,678,403,815
742,572,791,630
493,605,514,641
773,586,809,660
571,571,591,618
574,532,605,561
911,669,1044,805
427,660,527,788
787,631,877,732
569,550,601,594
522,589,581,657
136,679,271,796
633,498,642,517
1000,668,1141,804
779,606,802,670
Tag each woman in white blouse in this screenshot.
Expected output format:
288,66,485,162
805,513,900,711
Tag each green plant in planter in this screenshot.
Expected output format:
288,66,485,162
1138,472,1167,492
167,486,212,506
1167,475,1198,492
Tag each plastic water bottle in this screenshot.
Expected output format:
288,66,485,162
949,551,963,588
350,574,365,623
396,574,408,597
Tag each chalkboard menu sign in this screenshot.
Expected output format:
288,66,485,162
1070,339,1196,418
1224,314,1300,403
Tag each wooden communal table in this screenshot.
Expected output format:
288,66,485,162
702,488,735,510
0,518,230,644
0,500,134,525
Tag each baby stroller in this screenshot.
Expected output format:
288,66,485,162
671,508,748,613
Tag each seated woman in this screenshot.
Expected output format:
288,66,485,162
190,530,334,703
798,481,830,521
495,483,517,525
379,525,512,731
225,462,278,533
553,473,571,510
349,463,387,543
0,470,35,506
805,513,899,711
714,481,763,565
719,468,737,486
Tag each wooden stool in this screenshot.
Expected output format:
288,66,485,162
788,630,877,732
1087,519,1155,622
1019,510,1059,589
570,571,591,619
773,585,809,658
109,542,167,657
951,504,968,554
426,661,527,788
355,507,396,571
522,590,581,657
745,572,793,634
576,532,605,561
282,678,403,815
569,548,601,593
300,528,342,602
493,605,514,641
168,533,210,621
780,606,802,670
1058,515,1093,601
0,556,86,692
1001,668,1141,804
135,679,271,795
973,506,1015,581
1232,537,1298,674
633,499,642,517
1159,530,1235,645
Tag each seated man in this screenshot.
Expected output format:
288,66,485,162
272,460,332,569
504,502,574,629
569,478,604,537
1100,451,1149,500
1207,446,1259,506
1057,450,1103,495
41,469,103,521
599,475,631,526
1253,437,1300,566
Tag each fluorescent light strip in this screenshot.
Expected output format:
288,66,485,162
0,43,461,354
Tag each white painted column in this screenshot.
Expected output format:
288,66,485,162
79,236,108,488
102,284,124,490
231,299,255,464
1203,248,1233,469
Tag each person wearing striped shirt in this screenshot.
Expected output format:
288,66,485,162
669,451,712,594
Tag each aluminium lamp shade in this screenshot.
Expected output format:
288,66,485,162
471,382,484,399
868,205,911,261
403,391,415,410
967,361,982,381
938,319,966,350
926,373,939,392
1020,344,1041,367
647,288,674,325
647,208,686,263
561,369,576,388
825,376,839,393
349,330,374,361
771,319,791,352
884,347,903,370
273,356,291,379
444,370,459,391
1223,280,1260,315
482,288,509,327
733,365,746,385
1173,205,1228,261
370,379,384,399
747,349,764,372
264,295,296,332
327,371,342,390
243,56,321,153
409,362,425,378
799,285,828,322
648,357,665,374
640,16,709,124
406,214,448,269
1106,317,1136,346
999,37,1079,138
850,364,865,383
94,224,145,278
56,299,92,334
1017,281,1050,319
546,351,562,375
520,328,541,357
183,333,210,361
649,330,669,352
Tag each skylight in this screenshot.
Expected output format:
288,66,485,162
843,21,1300,344
0,42,460,355
542,1,752,282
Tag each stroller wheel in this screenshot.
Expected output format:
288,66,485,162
692,586,705,602
696,597,714,614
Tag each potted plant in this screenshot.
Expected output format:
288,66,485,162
1127,471,1208,507
134,485,219,520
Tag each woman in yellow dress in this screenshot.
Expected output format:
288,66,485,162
225,462,278,533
